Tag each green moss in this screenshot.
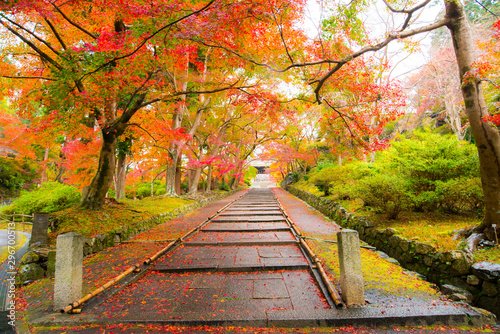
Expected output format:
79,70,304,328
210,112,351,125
49,196,194,245
474,247,500,263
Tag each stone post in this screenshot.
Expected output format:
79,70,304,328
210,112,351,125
54,232,83,310
337,229,365,306
30,213,50,245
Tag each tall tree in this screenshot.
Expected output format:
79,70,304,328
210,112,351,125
313,0,500,238
1,0,287,208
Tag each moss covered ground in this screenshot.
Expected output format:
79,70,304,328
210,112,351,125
294,181,498,263
48,196,193,245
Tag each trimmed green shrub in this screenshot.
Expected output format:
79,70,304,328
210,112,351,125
310,161,376,199
378,129,481,212
5,182,80,214
435,177,484,213
301,129,483,217
309,166,336,196
356,173,412,219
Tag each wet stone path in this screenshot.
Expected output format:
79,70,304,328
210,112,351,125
88,188,332,324
35,187,483,330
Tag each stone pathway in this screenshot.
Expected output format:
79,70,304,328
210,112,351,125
30,187,492,331
86,188,332,324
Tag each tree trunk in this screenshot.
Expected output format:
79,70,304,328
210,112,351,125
188,167,202,195
40,147,49,186
206,165,213,192
165,151,178,197
446,0,500,239
115,153,127,200
81,130,117,209
175,156,182,195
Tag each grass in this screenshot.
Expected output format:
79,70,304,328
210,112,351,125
371,212,480,251
474,247,500,263
307,232,438,297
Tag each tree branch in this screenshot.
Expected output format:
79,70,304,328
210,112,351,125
51,2,97,39
122,71,156,114
191,38,342,73
137,81,257,109
2,75,55,81
80,1,216,81
0,15,61,56
119,93,147,126
0,19,62,70
382,0,432,31
474,0,499,18
271,5,294,64
127,123,158,143
314,17,450,103
481,78,500,88
44,18,67,50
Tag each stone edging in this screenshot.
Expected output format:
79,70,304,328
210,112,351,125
287,185,500,318
18,189,242,285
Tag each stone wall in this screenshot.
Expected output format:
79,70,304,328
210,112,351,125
18,189,241,286
287,185,500,318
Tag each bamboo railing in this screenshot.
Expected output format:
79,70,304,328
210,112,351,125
0,212,33,232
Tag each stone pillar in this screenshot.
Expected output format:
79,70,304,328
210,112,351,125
54,232,83,310
30,213,50,245
338,229,365,306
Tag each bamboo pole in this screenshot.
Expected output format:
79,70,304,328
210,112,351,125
316,260,344,308
122,239,175,244
301,235,376,250
275,196,345,308
144,240,177,265
61,263,141,313
299,238,344,308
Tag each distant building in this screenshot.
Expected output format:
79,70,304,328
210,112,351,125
249,159,272,174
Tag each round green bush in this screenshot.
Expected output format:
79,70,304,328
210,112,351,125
6,182,80,214
356,173,412,219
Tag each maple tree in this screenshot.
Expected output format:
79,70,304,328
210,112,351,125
262,102,320,178
234,0,500,238
0,0,309,208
